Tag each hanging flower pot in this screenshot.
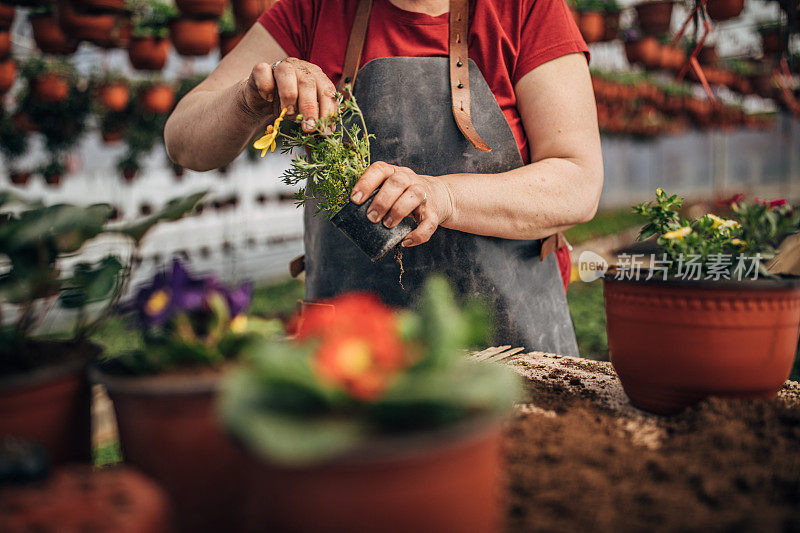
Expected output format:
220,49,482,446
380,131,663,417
43,170,63,186
57,0,116,43
93,14,131,49
578,10,605,43
170,17,219,56
101,127,124,144
140,83,175,114
706,0,744,21
0,30,10,59
759,26,782,56
32,73,70,103
176,0,226,18
0,3,15,31
219,31,243,56
97,82,129,111
0,57,15,93
128,36,170,71
603,11,621,41
31,13,79,55
232,0,271,29
634,0,675,36
72,0,124,11
625,36,661,67
9,169,31,186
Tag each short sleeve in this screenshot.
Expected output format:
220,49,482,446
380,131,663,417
258,0,318,60
513,0,589,85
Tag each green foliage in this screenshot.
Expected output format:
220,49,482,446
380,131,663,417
0,109,29,162
115,81,170,176
564,208,645,245
130,0,176,38
279,89,373,216
566,280,608,360
221,275,521,466
219,6,236,35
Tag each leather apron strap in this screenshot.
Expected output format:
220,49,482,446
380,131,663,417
338,0,491,153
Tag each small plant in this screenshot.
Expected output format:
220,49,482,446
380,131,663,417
218,6,236,36
221,275,521,465
105,259,281,374
129,0,176,39
254,88,373,216
633,189,800,277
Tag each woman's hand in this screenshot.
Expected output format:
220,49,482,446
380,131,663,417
241,57,337,133
350,162,454,247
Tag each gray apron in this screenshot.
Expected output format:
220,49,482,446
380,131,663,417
303,56,578,356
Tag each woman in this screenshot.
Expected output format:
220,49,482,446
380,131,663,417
165,0,603,355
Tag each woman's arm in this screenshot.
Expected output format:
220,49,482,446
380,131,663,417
349,53,603,246
165,24,337,171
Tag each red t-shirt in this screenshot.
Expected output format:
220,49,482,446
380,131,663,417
259,0,586,288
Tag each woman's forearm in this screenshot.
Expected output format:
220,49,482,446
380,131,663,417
165,79,274,171
439,157,603,240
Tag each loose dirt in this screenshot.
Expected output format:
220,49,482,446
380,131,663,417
504,353,800,532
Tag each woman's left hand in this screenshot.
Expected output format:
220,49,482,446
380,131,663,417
350,162,453,247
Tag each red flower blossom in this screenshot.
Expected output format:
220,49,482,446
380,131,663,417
769,198,787,208
295,293,407,401
717,193,744,207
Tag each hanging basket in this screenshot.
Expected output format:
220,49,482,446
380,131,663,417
0,58,15,93
577,11,605,44
635,0,675,36
93,14,131,49
31,14,79,55
32,73,69,103
57,0,116,43
128,36,170,71
176,0,227,18
705,0,744,21
141,83,175,114
170,17,219,56
97,82,129,111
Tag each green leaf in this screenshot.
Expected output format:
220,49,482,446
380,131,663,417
111,191,206,243
0,203,113,254
59,256,123,309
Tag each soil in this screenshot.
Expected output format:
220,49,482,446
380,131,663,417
503,353,800,532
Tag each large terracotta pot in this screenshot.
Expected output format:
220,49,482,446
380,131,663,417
0,3,15,30
237,419,504,532
232,0,273,29
58,0,116,43
92,367,246,533
635,0,675,36
98,82,129,111
32,73,69,102
128,36,170,71
141,83,175,114
0,57,15,93
176,0,226,17
0,466,171,532
706,0,744,21
604,273,800,415
0,345,95,465
31,14,79,55
170,17,219,56
578,11,604,43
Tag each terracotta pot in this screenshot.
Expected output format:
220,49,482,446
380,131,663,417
43,171,63,186
219,31,243,56
760,29,781,56
603,11,620,41
706,0,744,21
0,30,9,59
32,73,69,103
0,465,171,532
73,0,124,11
101,128,124,143
237,419,504,532
232,0,273,29
0,346,95,465
12,111,36,132
121,166,137,181
578,11,604,43
98,82,129,111
9,169,30,185
0,3,15,31
92,367,246,533
635,0,675,36
31,14,78,55
58,0,116,43
141,83,175,114
176,0,226,17
0,57,14,93
170,17,219,56
128,37,170,71
94,14,131,49
604,273,800,415
625,37,661,67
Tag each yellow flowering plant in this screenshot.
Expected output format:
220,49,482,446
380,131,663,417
634,189,800,277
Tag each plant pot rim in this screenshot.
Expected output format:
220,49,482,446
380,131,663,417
603,267,800,290
239,412,506,470
0,341,98,391
89,363,224,396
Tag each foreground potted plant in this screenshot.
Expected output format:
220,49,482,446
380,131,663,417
221,275,521,532
92,258,281,533
256,90,415,262
0,192,203,464
604,189,800,415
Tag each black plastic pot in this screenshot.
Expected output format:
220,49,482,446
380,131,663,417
331,190,416,262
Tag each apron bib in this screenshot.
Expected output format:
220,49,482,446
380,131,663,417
303,55,578,355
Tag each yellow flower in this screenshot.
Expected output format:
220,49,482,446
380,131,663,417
719,219,740,231
707,213,726,228
230,314,248,333
145,289,170,316
731,238,747,250
656,188,664,196
253,107,288,157
663,226,692,240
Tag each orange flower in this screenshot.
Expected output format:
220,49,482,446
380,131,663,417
296,293,407,401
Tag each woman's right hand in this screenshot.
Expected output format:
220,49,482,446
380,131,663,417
242,58,338,133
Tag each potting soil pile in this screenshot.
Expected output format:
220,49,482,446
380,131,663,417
503,353,800,532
